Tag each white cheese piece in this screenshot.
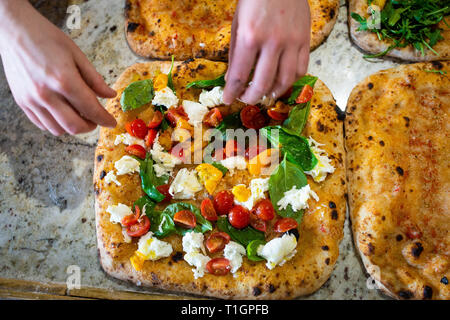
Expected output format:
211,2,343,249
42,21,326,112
184,251,211,279
136,232,173,261
257,234,298,270
106,203,132,225
122,228,132,243
304,136,335,182
223,241,246,274
114,155,141,175
199,86,224,108
277,184,319,212
169,168,203,199
182,231,206,254
104,171,121,186
235,177,270,210
219,156,247,174
151,86,179,109
114,133,145,148
150,134,182,177
182,100,209,127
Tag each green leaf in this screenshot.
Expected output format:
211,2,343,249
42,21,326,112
167,55,176,93
286,76,318,105
162,202,213,235
246,240,266,262
120,79,154,111
216,217,265,247
268,156,308,223
185,74,226,89
216,111,243,140
133,195,156,213
211,162,228,175
282,101,311,136
150,211,177,238
139,154,168,202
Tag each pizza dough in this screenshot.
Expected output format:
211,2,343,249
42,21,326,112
345,61,450,300
125,0,340,60
349,0,450,61
94,58,347,299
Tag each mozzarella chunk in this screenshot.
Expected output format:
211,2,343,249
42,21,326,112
106,203,132,225
220,156,247,174
104,171,121,186
152,86,179,109
223,241,246,274
304,137,335,182
199,86,224,108
114,155,141,175
169,168,203,199
136,232,173,261
150,134,182,177
182,100,209,127
182,231,206,254
184,251,210,279
277,184,319,212
257,234,298,270
114,133,145,148
235,178,270,210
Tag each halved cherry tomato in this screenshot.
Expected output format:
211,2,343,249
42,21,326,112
240,105,268,129
121,205,140,227
250,213,267,232
201,198,218,222
203,108,223,127
245,144,267,160
267,109,289,121
156,184,172,203
166,106,188,127
125,144,147,159
148,110,163,129
274,218,298,233
228,205,250,229
145,129,158,148
295,84,314,104
252,199,275,221
206,232,231,253
213,190,235,215
206,258,231,275
173,210,196,229
125,119,148,139
127,215,150,237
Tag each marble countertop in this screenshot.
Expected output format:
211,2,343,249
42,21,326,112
0,0,400,299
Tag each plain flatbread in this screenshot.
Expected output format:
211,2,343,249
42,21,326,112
345,61,450,300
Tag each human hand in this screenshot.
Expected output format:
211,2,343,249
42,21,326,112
0,0,116,136
223,0,311,105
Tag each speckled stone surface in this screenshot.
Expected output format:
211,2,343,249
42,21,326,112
0,0,400,299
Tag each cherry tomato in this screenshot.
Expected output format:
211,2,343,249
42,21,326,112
148,110,163,129
205,232,231,253
121,205,140,227
173,210,196,229
166,106,188,127
213,190,235,216
245,144,267,160
156,184,172,203
125,119,148,139
201,198,218,222
267,109,289,121
206,258,231,276
240,105,268,129
125,144,147,159
250,213,267,232
145,129,158,148
274,218,298,233
127,215,150,237
252,199,275,221
224,140,244,158
203,108,223,127
295,84,314,104
228,205,250,229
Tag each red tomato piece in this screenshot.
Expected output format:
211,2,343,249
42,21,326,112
156,184,172,203
121,205,140,227
252,199,275,221
250,213,267,232
213,190,235,216
295,84,314,104
274,218,298,233
206,258,231,276
145,129,158,148
173,210,196,229
267,109,289,121
203,108,223,127
228,205,250,229
245,144,267,160
148,110,163,129
125,144,147,159
240,105,268,129
224,140,244,158
127,215,150,237
206,232,231,253
125,119,148,139
201,198,218,222
166,106,188,127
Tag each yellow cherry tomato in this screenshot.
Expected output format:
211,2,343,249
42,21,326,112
196,163,223,194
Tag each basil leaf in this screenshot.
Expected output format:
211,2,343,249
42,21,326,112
216,111,242,140
286,76,318,105
133,195,156,213
185,74,226,89
150,211,177,238
139,154,169,202
120,79,154,111
282,101,311,136
261,126,317,171
167,55,176,93
211,162,228,175
216,217,265,247
246,239,266,262
268,156,308,223
162,202,213,235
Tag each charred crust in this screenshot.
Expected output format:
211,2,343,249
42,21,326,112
331,210,338,220
171,251,184,262
252,286,262,296
367,243,375,254
335,106,346,121
399,290,413,299
423,286,433,299
97,155,104,162
431,61,443,70
100,170,106,180
367,82,374,89
403,116,410,127
328,201,336,209
441,276,448,285
321,245,329,251
127,22,140,33
396,166,404,176
411,242,423,258
325,258,330,265
379,140,385,146
183,58,195,65
329,8,335,19
268,284,276,293
396,234,403,241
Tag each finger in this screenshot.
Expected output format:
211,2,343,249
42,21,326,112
225,13,239,83
239,44,281,105
222,31,258,105
270,47,299,99
22,107,45,131
296,46,310,79
33,105,65,136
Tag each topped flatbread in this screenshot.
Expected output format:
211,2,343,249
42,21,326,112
125,0,340,60
345,61,450,300
94,58,346,299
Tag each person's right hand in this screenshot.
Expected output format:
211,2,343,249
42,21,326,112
0,0,116,136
